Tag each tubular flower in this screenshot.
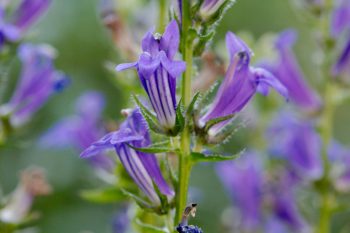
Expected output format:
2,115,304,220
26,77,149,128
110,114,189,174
267,113,323,181
116,20,186,133
198,32,288,137
81,109,174,205
0,43,69,127
0,0,50,48
331,0,350,37
269,171,308,232
328,141,350,192
267,29,321,111
0,167,51,224
216,152,263,230
40,92,115,174
331,0,350,76
199,0,233,20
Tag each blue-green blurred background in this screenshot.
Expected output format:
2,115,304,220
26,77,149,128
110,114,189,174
1,0,350,232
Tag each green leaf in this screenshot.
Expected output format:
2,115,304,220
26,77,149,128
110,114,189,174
186,92,201,117
173,99,185,135
120,188,153,210
126,140,174,154
190,151,242,163
80,187,125,203
204,113,235,132
132,95,165,134
135,219,169,233
194,30,215,56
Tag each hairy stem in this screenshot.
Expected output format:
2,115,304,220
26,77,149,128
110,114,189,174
175,0,193,228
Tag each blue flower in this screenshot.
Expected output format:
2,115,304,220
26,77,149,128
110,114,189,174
0,43,68,127
81,109,174,205
198,32,288,138
40,92,115,174
116,20,186,132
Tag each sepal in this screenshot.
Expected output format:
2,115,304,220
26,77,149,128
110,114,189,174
126,140,175,154
132,95,165,134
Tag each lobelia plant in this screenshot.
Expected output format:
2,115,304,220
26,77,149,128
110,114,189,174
1,0,350,232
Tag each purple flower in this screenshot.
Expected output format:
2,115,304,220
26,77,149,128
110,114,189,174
112,206,129,233
328,141,350,192
81,109,174,205
333,36,350,76
331,0,350,76
199,0,229,20
265,218,289,233
116,20,186,133
198,32,288,136
264,29,321,111
268,112,323,181
269,171,307,231
0,0,50,48
216,152,263,230
40,92,115,174
331,0,350,37
0,43,68,127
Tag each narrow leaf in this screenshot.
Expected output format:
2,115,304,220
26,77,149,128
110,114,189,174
80,187,125,203
190,151,241,163
126,143,174,154
204,113,235,132
186,92,201,117
120,188,153,209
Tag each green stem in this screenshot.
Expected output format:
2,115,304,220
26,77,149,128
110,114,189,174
315,1,335,232
175,0,194,228
157,0,167,32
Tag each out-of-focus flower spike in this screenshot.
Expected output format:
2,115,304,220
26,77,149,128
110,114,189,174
0,43,68,127
116,20,186,135
216,152,263,230
40,92,115,177
266,29,321,111
333,36,350,76
81,109,174,206
11,0,50,31
331,0,350,37
0,167,51,224
112,205,130,233
267,112,323,181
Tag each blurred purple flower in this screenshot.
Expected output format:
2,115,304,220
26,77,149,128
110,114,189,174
269,171,307,232
265,29,321,111
0,0,50,48
40,92,115,174
331,0,350,36
112,206,129,233
265,217,289,233
198,32,288,136
331,0,350,76
216,152,263,230
116,20,186,132
268,112,323,181
328,141,350,192
333,36,350,76
0,43,68,127
81,109,174,205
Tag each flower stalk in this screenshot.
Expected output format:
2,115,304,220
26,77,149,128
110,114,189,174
315,0,336,232
175,0,194,228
